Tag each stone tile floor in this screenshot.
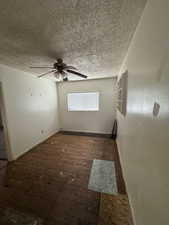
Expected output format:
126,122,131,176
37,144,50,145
88,160,117,195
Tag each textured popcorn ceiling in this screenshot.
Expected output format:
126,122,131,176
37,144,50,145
0,0,147,80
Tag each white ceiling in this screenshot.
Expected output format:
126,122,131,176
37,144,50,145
0,0,147,81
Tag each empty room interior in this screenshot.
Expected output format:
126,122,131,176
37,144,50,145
0,0,168,225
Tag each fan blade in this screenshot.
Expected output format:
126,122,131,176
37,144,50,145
30,66,53,69
38,70,56,78
64,65,77,70
66,69,87,78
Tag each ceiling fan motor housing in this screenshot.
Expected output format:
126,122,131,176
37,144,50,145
54,60,66,72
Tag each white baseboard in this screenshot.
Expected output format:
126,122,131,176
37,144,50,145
116,139,137,225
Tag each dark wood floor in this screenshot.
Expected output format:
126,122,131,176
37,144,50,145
0,133,126,225
0,160,7,169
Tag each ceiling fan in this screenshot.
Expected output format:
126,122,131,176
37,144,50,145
30,58,88,81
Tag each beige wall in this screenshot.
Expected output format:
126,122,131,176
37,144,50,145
0,64,60,160
117,0,169,225
58,78,117,134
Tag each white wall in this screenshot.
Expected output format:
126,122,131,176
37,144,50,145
117,0,169,225
0,64,60,160
58,78,117,134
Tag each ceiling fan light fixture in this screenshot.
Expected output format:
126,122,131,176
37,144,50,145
30,59,88,80
63,77,68,82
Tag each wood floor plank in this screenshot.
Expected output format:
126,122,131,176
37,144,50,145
0,133,128,225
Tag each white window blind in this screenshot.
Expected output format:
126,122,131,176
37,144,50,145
67,92,99,111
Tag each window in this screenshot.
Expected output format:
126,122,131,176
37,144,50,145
67,92,99,111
